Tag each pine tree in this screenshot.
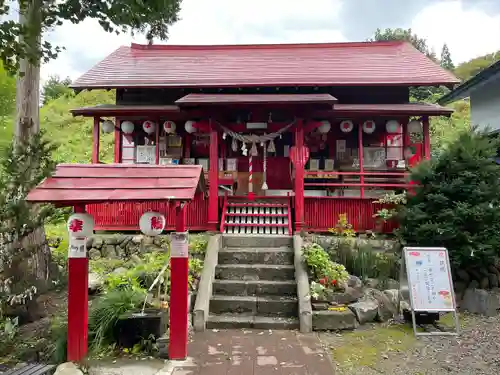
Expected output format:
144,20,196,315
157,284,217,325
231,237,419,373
440,44,455,71
398,129,500,270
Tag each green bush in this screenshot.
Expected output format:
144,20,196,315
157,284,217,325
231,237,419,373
399,129,500,269
302,242,349,286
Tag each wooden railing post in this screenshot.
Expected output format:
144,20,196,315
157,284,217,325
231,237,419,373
208,120,219,231
92,117,100,164
357,121,364,198
114,119,122,163
294,119,305,232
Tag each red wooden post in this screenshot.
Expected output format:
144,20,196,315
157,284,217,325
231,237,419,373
208,121,219,231
358,121,364,198
155,119,160,164
67,205,89,362
169,202,189,360
423,116,431,160
114,119,121,163
294,119,305,232
92,117,100,164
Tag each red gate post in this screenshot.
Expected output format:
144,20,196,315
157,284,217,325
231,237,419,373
294,119,305,232
208,120,219,231
169,202,189,360
92,117,100,164
67,205,89,361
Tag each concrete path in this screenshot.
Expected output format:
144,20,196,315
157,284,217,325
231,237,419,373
89,329,334,375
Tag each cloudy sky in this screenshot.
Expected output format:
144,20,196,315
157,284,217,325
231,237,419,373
41,0,500,83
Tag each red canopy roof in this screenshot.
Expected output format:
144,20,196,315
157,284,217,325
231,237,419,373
175,93,337,107
27,164,206,206
72,41,459,90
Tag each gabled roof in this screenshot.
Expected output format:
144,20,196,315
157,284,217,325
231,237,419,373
27,164,205,206
438,60,500,105
72,41,459,90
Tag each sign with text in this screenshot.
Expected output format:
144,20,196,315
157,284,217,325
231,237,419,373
403,247,455,312
68,237,87,259
171,232,188,258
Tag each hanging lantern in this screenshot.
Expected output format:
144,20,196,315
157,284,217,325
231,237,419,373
67,213,94,238
407,119,422,133
163,121,176,134
386,120,400,133
101,120,115,134
139,211,166,237
185,120,196,134
340,120,354,133
318,120,331,134
231,138,238,152
362,120,376,134
121,120,135,134
143,120,156,134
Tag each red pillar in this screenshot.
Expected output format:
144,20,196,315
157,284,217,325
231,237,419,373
208,121,219,231
169,202,189,360
92,117,100,164
155,119,160,165
357,121,364,198
114,119,122,163
294,119,305,232
423,116,431,160
67,205,89,362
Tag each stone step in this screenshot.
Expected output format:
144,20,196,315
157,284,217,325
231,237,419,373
218,247,294,265
209,295,298,316
222,235,293,248
213,279,297,296
207,314,300,330
215,264,295,281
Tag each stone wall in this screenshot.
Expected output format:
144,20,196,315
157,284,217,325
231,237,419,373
86,234,170,260
307,234,399,253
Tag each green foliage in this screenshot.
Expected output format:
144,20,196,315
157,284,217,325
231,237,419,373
454,51,500,80
430,101,471,153
189,235,209,257
373,192,407,222
302,242,349,287
0,0,182,73
440,44,454,70
42,75,73,105
399,129,500,269
0,62,15,152
328,213,356,237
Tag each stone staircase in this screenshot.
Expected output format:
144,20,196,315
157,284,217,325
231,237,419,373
206,235,299,329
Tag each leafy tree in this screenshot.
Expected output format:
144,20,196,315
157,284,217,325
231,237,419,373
454,51,500,80
42,75,72,105
440,43,454,71
398,129,500,270
0,62,15,117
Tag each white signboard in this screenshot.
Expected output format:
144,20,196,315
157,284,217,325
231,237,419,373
403,247,455,312
136,145,156,164
68,237,87,258
171,232,189,258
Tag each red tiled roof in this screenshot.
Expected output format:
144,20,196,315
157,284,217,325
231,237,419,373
27,164,205,206
175,93,337,106
330,103,454,116
72,41,459,89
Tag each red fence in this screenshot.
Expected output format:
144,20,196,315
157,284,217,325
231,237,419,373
303,197,398,233
87,195,210,231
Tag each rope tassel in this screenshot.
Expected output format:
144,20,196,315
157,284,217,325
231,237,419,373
267,139,276,153
250,142,258,156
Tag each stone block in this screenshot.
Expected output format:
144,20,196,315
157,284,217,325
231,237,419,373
348,300,378,324
312,309,358,331
462,288,500,316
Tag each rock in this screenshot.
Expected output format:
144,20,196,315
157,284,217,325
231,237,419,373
54,362,83,375
120,236,131,248
143,236,154,245
489,273,499,288
93,237,103,250
468,269,482,281
312,309,358,330
88,248,101,260
132,235,143,244
102,245,117,258
327,287,363,305
480,276,490,290
363,288,398,322
86,237,94,249
112,267,128,275
469,279,479,289
385,279,400,290
348,300,378,324
456,269,471,283
115,246,126,258
104,236,119,245
312,302,329,311
364,278,379,289
88,273,103,293
462,288,500,316
383,289,400,307
347,275,363,290
126,241,140,254
399,300,411,313
130,254,142,264
454,281,468,300
488,265,500,276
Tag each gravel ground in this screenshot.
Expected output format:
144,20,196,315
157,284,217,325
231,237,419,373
320,313,500,375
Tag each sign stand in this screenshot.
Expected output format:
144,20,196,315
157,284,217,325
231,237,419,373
400,247,460,337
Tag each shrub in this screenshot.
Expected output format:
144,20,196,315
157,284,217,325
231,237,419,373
399,129,500,269
302,242,349,288
328,213,356,237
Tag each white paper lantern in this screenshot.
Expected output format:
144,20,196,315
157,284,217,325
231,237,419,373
67,213,94,238
386,120,401,133
318,120,331,134
139,211,166,236
163,121,176,134
143,120,156,134
101,120,115,134
185,120,196,134
121,120,135,134
407,119,422,133
340,120,354,133
362,120,376,134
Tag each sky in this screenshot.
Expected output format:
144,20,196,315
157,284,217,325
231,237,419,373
38,0,500,84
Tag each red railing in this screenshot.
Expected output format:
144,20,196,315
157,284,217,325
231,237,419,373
219,193,229,233
87,194,210,231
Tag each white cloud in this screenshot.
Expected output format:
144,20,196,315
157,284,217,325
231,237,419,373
411,1,500,64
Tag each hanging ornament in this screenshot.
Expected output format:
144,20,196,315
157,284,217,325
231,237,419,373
250,142,258,156
185,120,197,134
340,120,354,133
222,132,227,140
318,120,331,134
386,120,400,133
163,121,176,134
232,138,238,152
121,120,135,134
143,120,156,134
242,148,248,156
268,139,276,153
262,145,268,190
407,119,422,133
101,120,114,134
363,120,376,134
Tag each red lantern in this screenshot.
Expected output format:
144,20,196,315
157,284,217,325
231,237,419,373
362,120,376,134
340,120,353,133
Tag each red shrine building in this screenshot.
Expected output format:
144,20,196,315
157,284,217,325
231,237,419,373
70,41,459,235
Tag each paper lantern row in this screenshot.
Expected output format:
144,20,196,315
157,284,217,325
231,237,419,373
337,120,423,134
101,120,198,135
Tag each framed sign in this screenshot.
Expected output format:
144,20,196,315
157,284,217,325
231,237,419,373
136,145,156,164
68,237,87,258
171,232,188,258
401,247,459,336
